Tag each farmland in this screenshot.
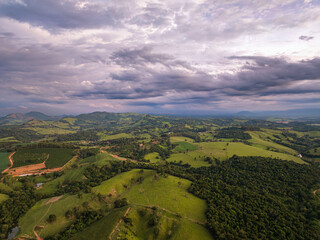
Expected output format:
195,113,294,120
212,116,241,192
12,148,75,168
1,111,320,239
0,152,10,172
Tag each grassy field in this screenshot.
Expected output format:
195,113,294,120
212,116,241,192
144,152,161,163
37,165,89,195
0,137,20,143
198,142,304,163
116,206,212,240
24,127,76,135
70,207,129,240
94,169,207,223
248,131,298,155
12,148,74,168
93,169,210,239
0,193,9,203
173,141,198,153
309,147,320,155
98,133,134,141
79,152,119,166
170,137,195,143
18,193,104,238
167,153,211,168
0,152,10,172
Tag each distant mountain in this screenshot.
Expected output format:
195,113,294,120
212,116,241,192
0,111,60,124
235,108,320,119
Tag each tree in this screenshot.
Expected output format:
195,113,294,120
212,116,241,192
47,214,57,223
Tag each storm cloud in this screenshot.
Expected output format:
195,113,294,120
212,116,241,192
0,0,319,115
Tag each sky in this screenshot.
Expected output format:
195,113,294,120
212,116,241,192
0,0,319,116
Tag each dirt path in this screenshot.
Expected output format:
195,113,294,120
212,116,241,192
32,195,63,240
109,207,131,240
1,151,15,174
8,155,78,177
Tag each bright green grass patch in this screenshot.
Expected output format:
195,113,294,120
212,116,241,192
174,142,198,153
122,171,207,222
309,147,320,156
37,165,89,195
170,136,195,143
0,193,9,203
98,133,134,141
167,152,211,168
94,169,207,222
79,153,119,166
0,152,10,172
18,193,103,238
0,183,13,193
94,169,154,197
248,131,297,155
172,218,213,240
24,127,76,135
62,117,77,125
12,148,74,168
0,137,20,143
70,207,128,240
198,142,305,163
117,207,179,240
144,152,161,163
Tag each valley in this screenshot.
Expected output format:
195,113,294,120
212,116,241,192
0,112,320,239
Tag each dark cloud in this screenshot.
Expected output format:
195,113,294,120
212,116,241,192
299,35,314,41
0,0,128,31
72,47,320,109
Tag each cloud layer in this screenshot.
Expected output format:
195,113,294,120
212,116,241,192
0,0,319,115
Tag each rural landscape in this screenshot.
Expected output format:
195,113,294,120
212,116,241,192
0,111,320,239
1,0,320,239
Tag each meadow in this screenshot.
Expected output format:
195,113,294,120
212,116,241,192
0,152,10,172
94,169,207,222
17,193,104,239
0,193,9,203
70,207,129,240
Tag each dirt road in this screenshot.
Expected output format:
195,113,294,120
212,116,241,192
1,151,15,174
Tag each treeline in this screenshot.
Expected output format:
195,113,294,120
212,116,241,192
0,184,37,238
16,142,79,150
106,138,173,161
215,127,251,140
0,127,41,142
56,130,99,142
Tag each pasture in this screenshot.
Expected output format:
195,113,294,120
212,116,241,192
144,152,161,162
98,133,134,141
70,207,129,240
198,142,304,163
0,152,10,172
17,193,104,239
0,193,9,203
94,169,207,222
173,141,198,153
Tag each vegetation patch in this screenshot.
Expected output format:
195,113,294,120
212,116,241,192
12,148,74,168
0,193,9,203
0,152,10,172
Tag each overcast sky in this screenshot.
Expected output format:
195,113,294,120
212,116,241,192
0,0,319,115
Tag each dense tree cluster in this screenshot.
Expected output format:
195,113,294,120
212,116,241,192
57,130,99,142
0,184,37,238
215,128,251,140
189,156,320,239
45,210,103,240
